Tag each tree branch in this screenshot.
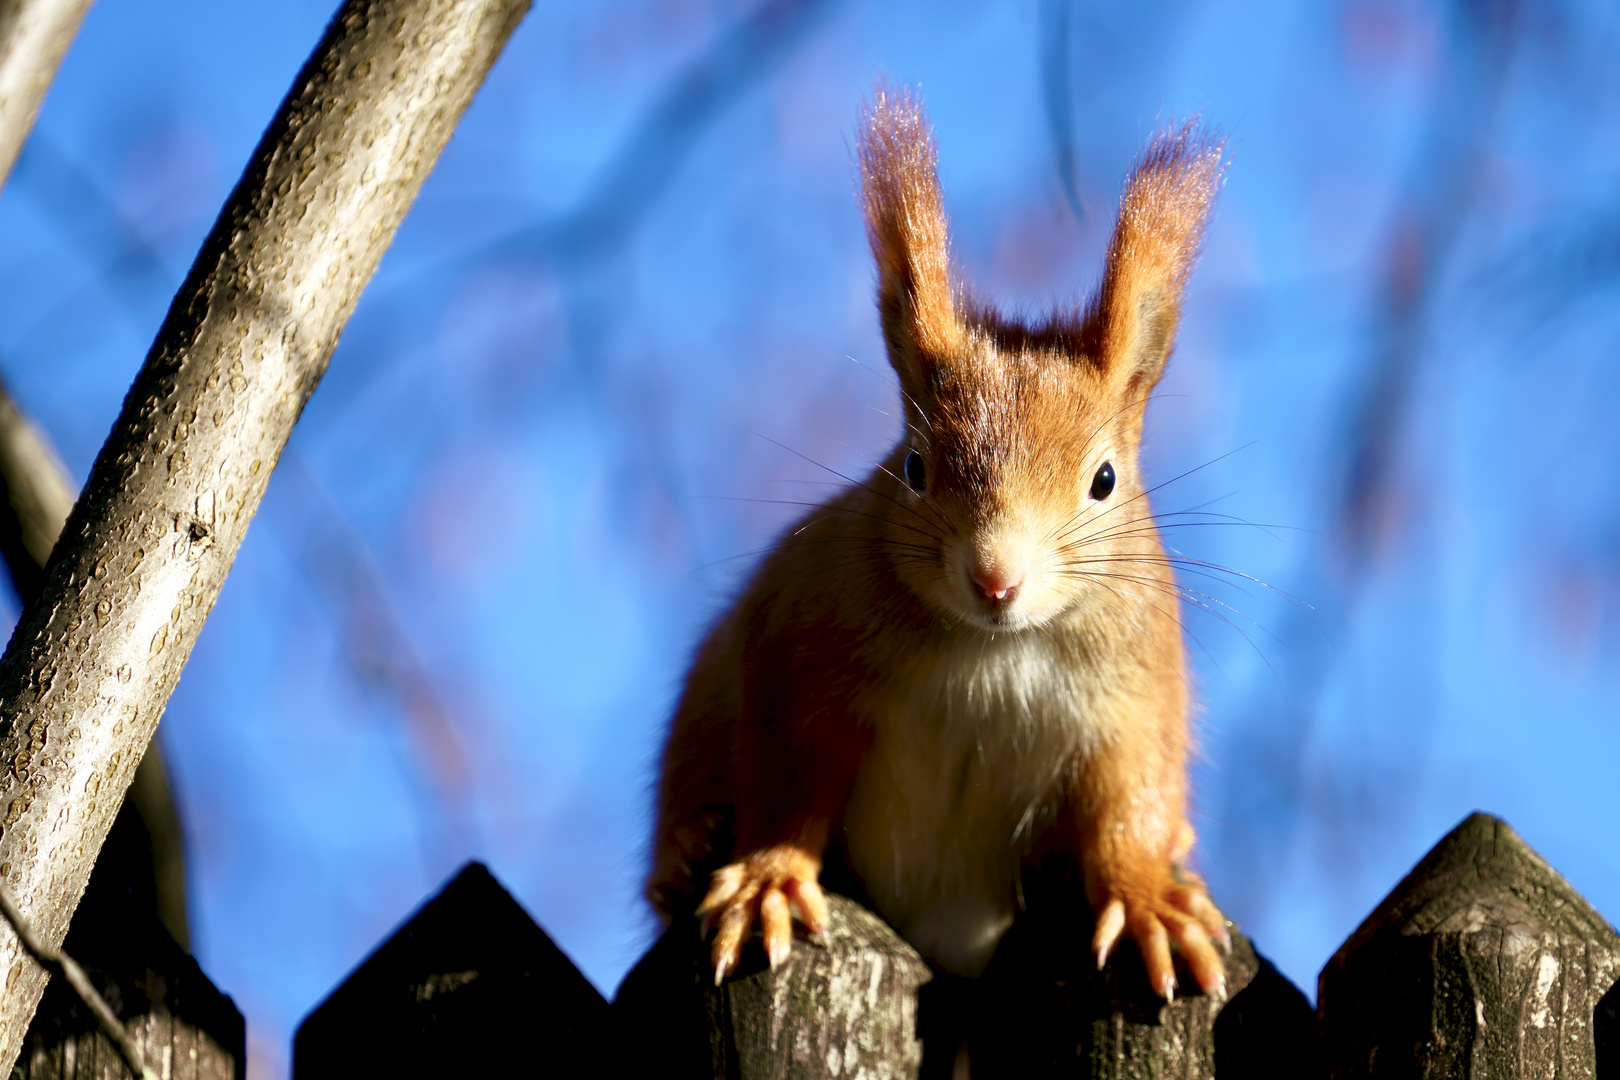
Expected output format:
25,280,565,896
0,375,74,603
0,371,196,950
0,0,95,194
0,0,529,1067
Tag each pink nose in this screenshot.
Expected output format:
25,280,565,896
972,566,1023,602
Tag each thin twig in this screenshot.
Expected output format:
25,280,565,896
0,885,157,1080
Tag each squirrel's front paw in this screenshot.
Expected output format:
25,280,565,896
1092,866,1230,1001
697,845,829,983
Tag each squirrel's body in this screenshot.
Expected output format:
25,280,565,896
651,90,1227,998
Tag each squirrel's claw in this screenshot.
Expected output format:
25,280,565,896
783,876,829,934
760,887,792,968
1093,874,1231,1000
697,845,825,982
1132,907,1176,1000
1158,907,1225,998
1093,898,1126,969
1176,883,1231,948
707,882,758,982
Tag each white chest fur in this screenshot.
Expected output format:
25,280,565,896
840,629,1114,976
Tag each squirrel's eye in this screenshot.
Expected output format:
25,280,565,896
904,449,928,494
1090,461,1116,501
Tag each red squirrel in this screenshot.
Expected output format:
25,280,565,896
649,89,1229,1001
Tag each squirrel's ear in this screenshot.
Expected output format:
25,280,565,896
859,88,962,390
1087,124,1224,406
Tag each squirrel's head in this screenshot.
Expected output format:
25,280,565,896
858,89,1224,632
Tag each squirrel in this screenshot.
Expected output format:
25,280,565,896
648,88,1229,1001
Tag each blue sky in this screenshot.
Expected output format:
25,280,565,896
3,0,1620,1074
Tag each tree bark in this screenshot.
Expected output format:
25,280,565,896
0,0,529,1067
0,374,193,948
0,0,93,193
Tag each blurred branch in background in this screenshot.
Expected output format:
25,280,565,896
1485,193,1620,329
1215,0,1521,917
3,130,174,347
0,375,73,592
1037,0,1086,221
7,132,168,285
0,0,94,191
275,453,476,869
451,0,851,602
497,0,842,267
1336,0,1519,566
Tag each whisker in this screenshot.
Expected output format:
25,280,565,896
845,353,934,434
1055,565,1279,674
692,495,941,545
747,431,951,543
1063,572,1224,677
1056,545,1313,617
865,404,934,450
833,441,953,533
1060,563,1281,644
1044,441,1265,548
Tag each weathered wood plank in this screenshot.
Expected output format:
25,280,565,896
614,888,1293,1079
15,805,244,1080
293,861,610,1078
722,898,929,1078
615,893,932,1079
967,897,1267,1079
1318,811,1620,1079
1214,951,1322,1078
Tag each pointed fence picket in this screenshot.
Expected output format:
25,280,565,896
276,810,1619,1078
17,808,243,1080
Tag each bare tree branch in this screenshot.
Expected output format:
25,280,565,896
0,0,95,194
0,884,156,1080
0,372,195,951
0,0,529,1066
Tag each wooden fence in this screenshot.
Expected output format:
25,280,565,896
14,802,243,1079
14,811,1618,1077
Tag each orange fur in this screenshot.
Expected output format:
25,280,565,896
651,89,1229,998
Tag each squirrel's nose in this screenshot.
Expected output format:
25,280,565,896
972,565,1023,602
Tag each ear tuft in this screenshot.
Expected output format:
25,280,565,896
858,86,962,383
1087,122,1226,399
